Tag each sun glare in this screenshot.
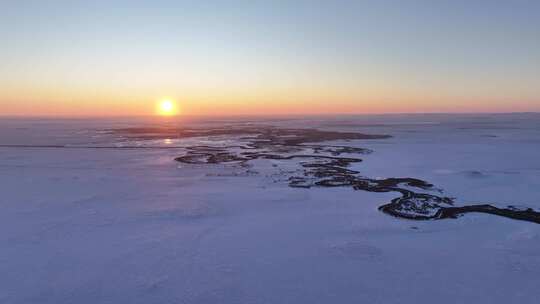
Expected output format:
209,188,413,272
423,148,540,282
157,99,178,116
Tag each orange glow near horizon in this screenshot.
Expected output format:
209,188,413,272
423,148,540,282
1,96,539,117
0,88,539,117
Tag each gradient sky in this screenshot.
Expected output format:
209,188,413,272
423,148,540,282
1,0,539,116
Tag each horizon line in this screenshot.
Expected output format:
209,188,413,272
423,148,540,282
1,111,539,120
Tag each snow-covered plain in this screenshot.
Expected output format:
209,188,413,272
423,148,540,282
1,114,540,303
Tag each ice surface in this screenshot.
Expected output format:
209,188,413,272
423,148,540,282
1,114,540,303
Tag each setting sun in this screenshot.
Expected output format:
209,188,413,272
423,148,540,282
157,99,179,116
